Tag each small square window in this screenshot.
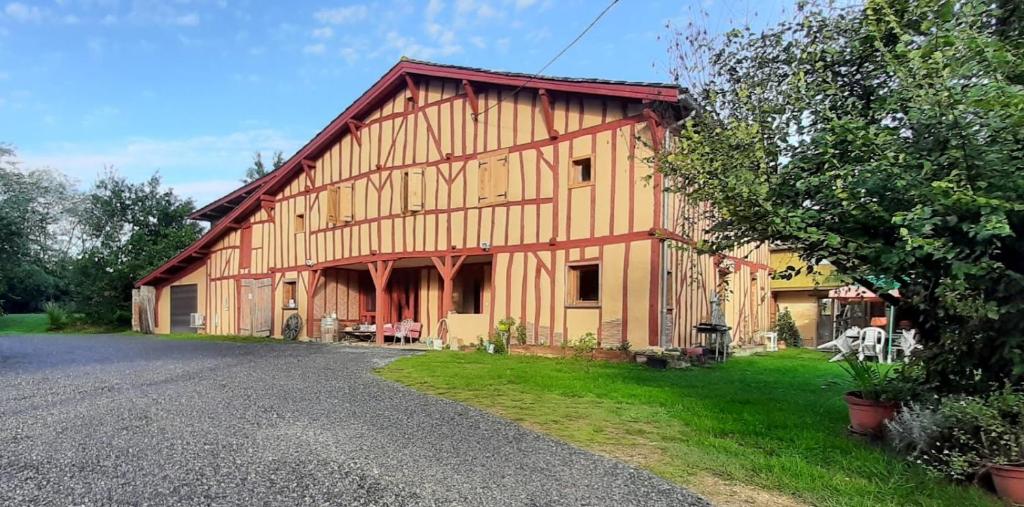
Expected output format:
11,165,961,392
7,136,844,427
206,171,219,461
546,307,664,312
567,263,600,306
283,281,297,309
294,213,305,233
571,156,593,185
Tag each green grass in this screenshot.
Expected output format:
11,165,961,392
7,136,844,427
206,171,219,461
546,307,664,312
0,313,51,334
0,313,127,335
378,349,996,507
0,313,278,344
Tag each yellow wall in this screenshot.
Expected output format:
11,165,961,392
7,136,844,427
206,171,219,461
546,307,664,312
774,290,824,347
154,263,208,334
770,249,844,291
152,74,772,348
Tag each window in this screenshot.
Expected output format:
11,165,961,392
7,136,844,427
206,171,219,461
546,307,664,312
477,151,508,205
571,156,593,185
283,281,297,308
567,263,600,306
294,213,305,233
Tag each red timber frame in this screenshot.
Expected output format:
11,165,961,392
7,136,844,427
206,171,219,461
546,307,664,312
136,58,682,290
136,60,776,347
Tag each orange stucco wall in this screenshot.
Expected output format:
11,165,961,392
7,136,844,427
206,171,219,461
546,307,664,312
151,74,772,349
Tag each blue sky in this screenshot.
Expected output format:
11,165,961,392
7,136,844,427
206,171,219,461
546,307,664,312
0,0,790,206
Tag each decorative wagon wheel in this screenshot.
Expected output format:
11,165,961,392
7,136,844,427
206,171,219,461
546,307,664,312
282,314,303,341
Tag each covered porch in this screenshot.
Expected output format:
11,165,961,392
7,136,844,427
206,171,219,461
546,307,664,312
307,254,493,345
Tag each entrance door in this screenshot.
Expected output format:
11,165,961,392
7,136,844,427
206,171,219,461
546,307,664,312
239,278,273,336
816,298,834,346
169,284,198,333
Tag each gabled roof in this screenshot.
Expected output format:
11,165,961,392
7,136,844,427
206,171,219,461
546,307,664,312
138,58,683,287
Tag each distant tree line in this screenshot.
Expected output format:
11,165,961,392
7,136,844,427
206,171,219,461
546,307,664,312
0,144,202,326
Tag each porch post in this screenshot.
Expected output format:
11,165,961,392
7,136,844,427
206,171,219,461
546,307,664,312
306,269,321,340
368,260,394,345
430,254,467,343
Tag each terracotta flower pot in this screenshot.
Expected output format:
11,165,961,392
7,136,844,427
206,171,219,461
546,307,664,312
990,463,1024,505
843,392,898,436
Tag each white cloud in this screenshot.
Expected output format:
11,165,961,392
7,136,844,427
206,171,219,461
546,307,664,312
385,30,460,60
311,26,333,39
515,0,537,8
4,2,46,22
17,129,301,203
163,179,246,206
302,42,326,55
174,12,200,26
314,5,367,25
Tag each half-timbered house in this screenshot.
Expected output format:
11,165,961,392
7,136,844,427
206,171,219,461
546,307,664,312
136,59,772,349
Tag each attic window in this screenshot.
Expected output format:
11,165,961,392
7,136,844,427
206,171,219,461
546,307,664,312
571,156,593,185
294,213,305,233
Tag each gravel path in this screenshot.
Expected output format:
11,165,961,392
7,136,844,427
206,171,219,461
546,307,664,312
0,334,708,506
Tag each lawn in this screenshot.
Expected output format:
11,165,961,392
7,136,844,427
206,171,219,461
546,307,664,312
0,313,51,334
378,349,996,507
0,313,280,344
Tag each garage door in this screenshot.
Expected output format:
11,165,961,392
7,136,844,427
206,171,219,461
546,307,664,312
169,284,198,333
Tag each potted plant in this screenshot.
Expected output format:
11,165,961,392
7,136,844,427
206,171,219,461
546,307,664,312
978,390,1024,504
838,354,900,435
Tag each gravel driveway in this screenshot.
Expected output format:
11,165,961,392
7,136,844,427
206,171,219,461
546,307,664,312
0,334,707,506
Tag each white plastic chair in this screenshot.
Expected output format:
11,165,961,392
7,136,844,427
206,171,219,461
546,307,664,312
818,334,857,362
393,319,414,346
895,329,922,361
762,331,779,352
858,327,888,363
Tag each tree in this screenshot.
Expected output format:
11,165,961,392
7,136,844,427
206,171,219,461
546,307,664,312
660,0,1024,392
774,309,801,348
0,145,77,314
70,172,203,324
242,151,285,183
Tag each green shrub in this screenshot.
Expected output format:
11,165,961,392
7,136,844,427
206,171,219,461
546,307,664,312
514,322,528,345
886,386,1024,480
774,308,801,348
572,332,598,357
43,301,70,331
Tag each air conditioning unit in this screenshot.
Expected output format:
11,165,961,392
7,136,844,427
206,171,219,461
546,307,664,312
189,313,205,328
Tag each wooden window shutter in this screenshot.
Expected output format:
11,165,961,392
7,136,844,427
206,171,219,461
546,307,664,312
408,167,425,211
477,159,490,203
339,183,353,222
239,225,252,269
491,154,508,201
326,187,339,225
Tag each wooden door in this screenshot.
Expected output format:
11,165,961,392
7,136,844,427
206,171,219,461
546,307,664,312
239,278,272,336
240,280,254,335
252,278,272,337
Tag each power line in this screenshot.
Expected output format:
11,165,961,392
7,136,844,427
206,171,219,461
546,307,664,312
473,0,621,120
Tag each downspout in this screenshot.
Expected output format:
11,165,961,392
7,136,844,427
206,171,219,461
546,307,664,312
660,91,697,349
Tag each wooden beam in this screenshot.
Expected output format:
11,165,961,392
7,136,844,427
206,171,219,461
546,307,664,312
404,74,419,106
367,259,394,345
538,89,559,139
301,159,316,188
347,120,365,146
462,80,479,119
643,108,664,152
306,269,321,339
